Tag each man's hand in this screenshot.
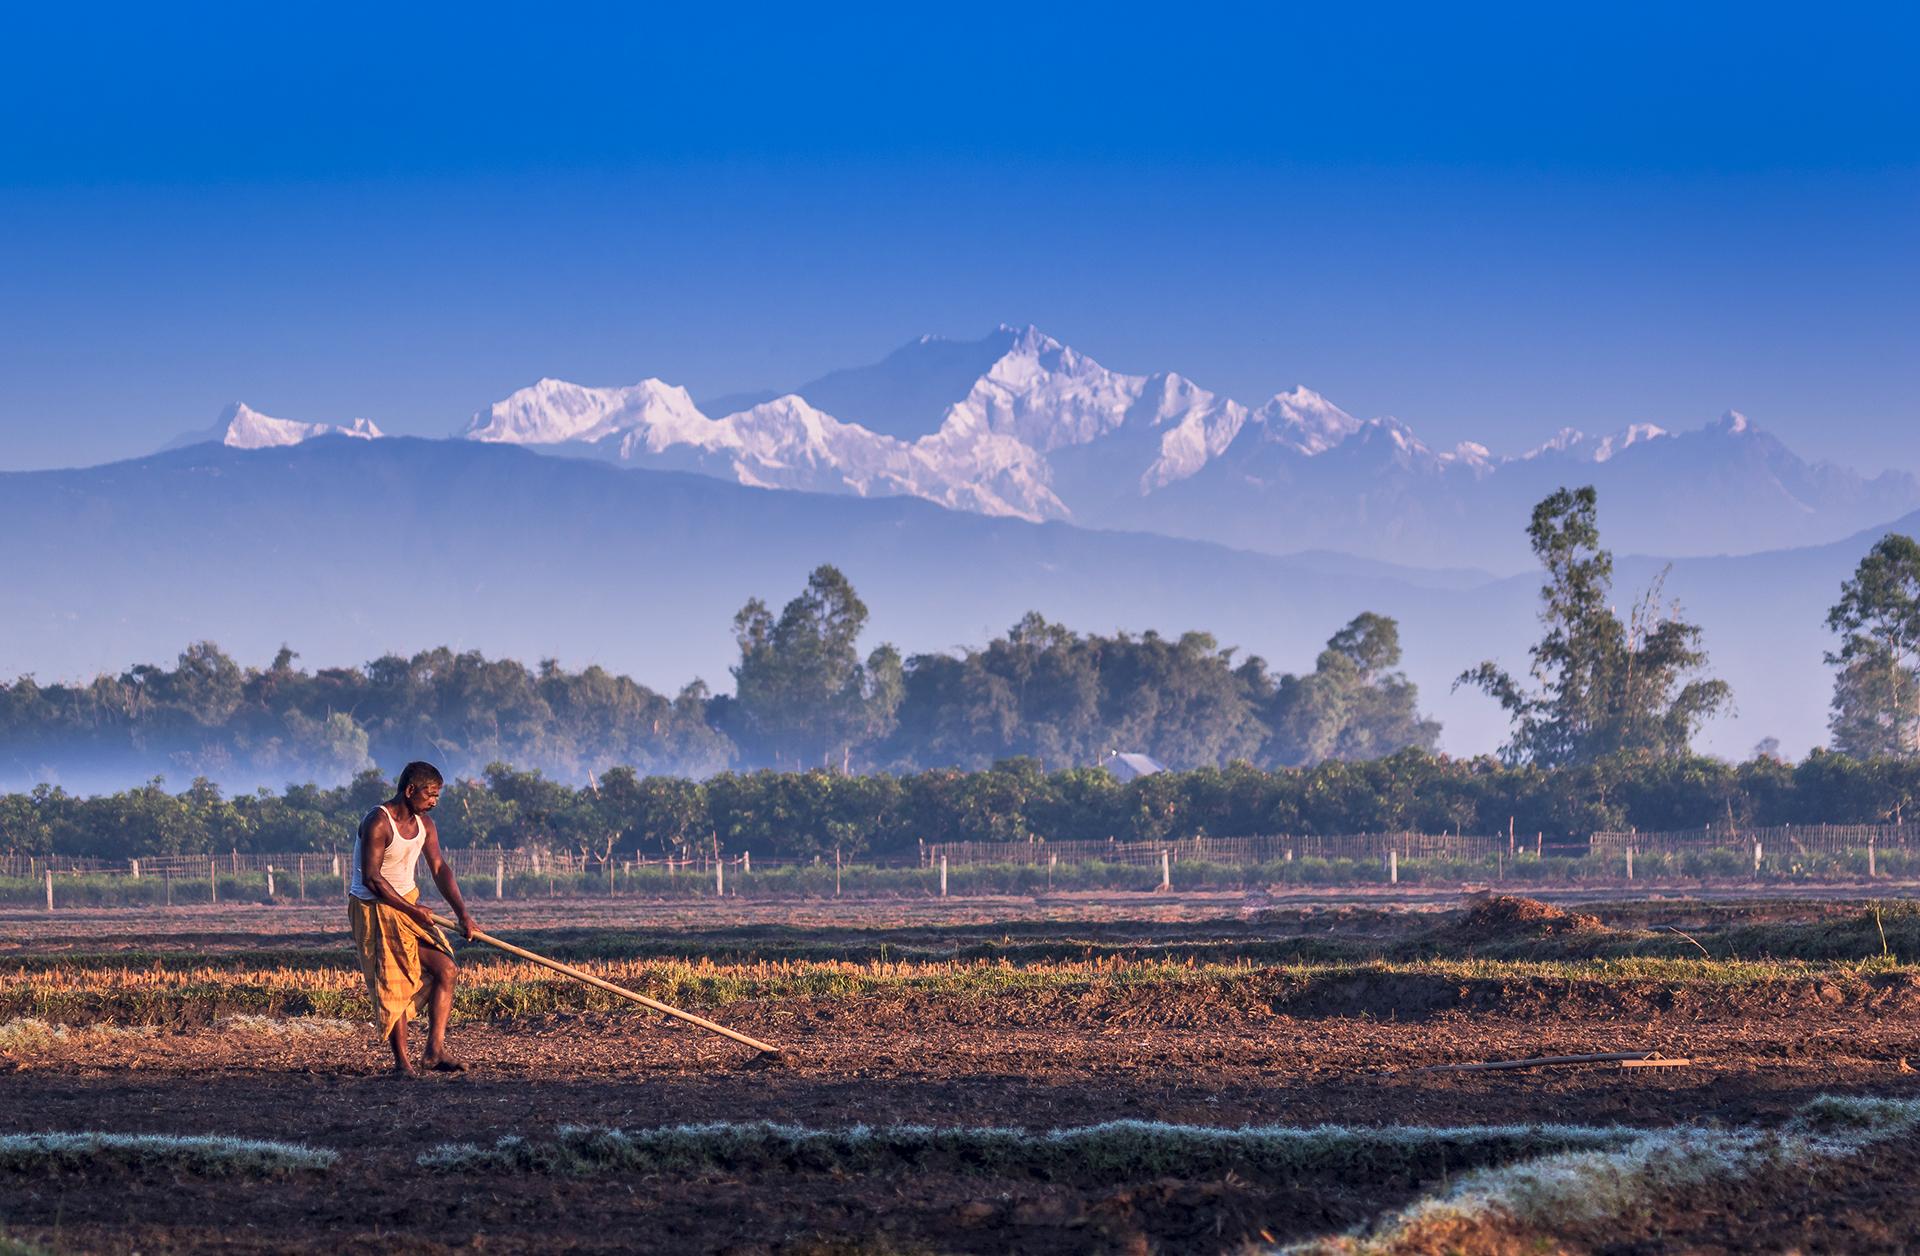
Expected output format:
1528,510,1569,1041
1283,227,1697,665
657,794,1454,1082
411,904,440,932
455,911,478,942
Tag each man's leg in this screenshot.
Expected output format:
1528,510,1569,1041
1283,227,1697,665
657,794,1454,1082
419,948,465,1071
387,1016,415,1075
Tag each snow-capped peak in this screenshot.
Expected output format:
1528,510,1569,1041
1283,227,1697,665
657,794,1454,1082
178,402,383,451
465,378,715,450
1522,422,1671,463
1718,409,1751,434
1252,386,1362,454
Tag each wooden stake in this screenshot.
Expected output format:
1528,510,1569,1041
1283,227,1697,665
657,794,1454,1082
44,868,53,912
715,857,724,897
834,847,842,898
496,855,505,900
939,854,948,897
1160,849,1171,891
297,855,306,901
427,914,780,1056
1421,1051,1686,1073
265,864,276,899
210,859,217,904
1388,850,1398,885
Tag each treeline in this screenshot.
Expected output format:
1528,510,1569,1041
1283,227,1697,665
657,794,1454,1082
6,749,1919,862
0,570,1436,790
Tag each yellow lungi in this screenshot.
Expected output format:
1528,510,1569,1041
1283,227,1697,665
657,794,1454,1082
348,889,454,1039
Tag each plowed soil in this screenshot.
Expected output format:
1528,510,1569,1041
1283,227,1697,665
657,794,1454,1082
2,894,1917,1254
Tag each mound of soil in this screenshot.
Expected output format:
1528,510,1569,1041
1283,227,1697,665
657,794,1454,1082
1457,895,1604,940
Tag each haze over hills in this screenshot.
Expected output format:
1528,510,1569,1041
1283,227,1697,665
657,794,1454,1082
4,435,1912,789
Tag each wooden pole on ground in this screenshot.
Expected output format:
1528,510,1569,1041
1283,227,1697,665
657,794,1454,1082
1388,850,1398,885
131,858,140,880
495,855,505,899
297,855,306,901
427,913,780,1056
1869,837,1877,878
210,859,217,904
265,864,276,899
1753,841,1763,874
939,854,948,897
1160,849,1171,891
1626,845,1634,881
44,868,52,912
834,847,842,897
715,857,724,897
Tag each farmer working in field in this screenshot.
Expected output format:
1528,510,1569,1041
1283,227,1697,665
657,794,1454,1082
347,761,478,1075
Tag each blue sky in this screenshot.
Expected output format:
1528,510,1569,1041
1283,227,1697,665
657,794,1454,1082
2,2,1916,471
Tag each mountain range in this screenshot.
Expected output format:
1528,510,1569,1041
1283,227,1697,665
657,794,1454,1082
188,326,1919,572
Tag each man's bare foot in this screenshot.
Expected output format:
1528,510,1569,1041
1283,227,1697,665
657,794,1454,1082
423,1054,467,1073
390,1059,418,1077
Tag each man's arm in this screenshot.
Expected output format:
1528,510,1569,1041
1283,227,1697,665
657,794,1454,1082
421,818,476,940
359,812,438,931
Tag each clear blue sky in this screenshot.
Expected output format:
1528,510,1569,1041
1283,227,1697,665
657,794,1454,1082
2,2,1916,471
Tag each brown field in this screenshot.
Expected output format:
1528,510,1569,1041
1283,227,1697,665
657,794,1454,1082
1,892,1918,1254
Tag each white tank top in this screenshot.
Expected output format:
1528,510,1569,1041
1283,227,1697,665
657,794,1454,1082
348,804,426,901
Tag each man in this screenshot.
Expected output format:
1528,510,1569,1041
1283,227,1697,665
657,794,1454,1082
347,761,478,1075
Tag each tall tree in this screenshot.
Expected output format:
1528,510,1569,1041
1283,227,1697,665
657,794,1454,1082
1458,487,1729,765
727,565,904,770
1825,534,1920,757
1269,613,1441,765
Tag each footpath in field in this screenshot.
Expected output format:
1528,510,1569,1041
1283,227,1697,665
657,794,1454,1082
1,893,1917,1253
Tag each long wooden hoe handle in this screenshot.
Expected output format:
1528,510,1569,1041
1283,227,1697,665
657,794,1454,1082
428,913,781,1056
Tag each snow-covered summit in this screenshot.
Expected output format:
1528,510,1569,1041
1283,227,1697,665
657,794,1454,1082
465,378,716,451
166,403,383,452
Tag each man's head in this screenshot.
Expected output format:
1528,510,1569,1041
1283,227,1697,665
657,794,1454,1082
397,761,444,812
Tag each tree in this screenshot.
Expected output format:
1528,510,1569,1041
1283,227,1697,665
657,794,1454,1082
1825,534,1920,757
1457,487,1730,765
1268,613,1440,765
727,565,903,770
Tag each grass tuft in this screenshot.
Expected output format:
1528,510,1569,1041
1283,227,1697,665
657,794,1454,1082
418,1117,1640,1182
0,1131,336,1175
1281,1094,1920,1254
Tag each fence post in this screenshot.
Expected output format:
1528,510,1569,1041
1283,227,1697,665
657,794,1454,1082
44,868,53,912
1160,849,1171,891
265,864,276,900
835,847,842,898
1535,832,1543,858
940,855,948,898
1388,850,1398,885
714,856,724,897
1625,845,1634,881
1753,842,1762,874
1868,837,1877,879
332,852,341,878
165,871,172,907
743,851,751,875
496,855,506,900
131,858,140,880
297,855,306,901
210,859,218,904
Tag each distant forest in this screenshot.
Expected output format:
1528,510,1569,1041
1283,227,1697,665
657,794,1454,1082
5,748,1917,861
0,566,1437,791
